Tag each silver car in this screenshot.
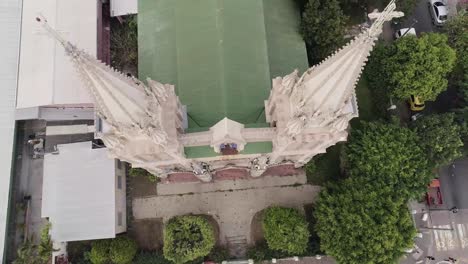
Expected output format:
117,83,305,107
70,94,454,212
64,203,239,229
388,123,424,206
428,0,448,26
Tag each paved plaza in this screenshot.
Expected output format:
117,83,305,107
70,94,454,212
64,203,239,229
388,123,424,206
132,174,320,245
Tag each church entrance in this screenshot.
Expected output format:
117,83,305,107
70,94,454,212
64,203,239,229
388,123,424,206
220,143,238,155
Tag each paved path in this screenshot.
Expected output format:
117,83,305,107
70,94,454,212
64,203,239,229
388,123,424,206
157,174,307,196
133,179,320,245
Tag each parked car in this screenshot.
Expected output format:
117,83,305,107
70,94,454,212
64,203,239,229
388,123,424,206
409,95,425,112
426,178,443,206
428,0,448,26
395,28,416,39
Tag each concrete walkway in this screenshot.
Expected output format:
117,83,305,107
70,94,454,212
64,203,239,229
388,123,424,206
133,174,320,245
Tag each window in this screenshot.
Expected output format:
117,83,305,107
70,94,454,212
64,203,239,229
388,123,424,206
434,5,439,17
117,212,123,226
117,159,122,169
117,176,122,189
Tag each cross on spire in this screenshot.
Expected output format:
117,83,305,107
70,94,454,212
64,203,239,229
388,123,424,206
366,0,404,38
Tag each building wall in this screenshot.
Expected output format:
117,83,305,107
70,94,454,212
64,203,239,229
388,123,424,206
115,160,127,234
0,0,22,261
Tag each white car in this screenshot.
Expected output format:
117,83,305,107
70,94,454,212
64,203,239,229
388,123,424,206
394,28,416,39
428,0,448,26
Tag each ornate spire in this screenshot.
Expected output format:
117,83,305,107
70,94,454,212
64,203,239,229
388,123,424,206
35,16,166,138
266,0,403,165
289,0,403,120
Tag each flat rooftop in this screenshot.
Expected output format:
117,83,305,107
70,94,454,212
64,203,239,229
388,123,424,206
138,0,308,128
42,142,116,242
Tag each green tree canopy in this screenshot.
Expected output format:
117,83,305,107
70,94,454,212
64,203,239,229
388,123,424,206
346,121,431,199
412,113,464,167
444,11,468,104
301,0,348,62
163,216,215,264
314,178,415,264
109,236,138,264
88,239,110,264
368,33,456,101
262,207,310,255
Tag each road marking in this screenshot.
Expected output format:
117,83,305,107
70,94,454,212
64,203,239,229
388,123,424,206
432,224,468,251
457,223,468,249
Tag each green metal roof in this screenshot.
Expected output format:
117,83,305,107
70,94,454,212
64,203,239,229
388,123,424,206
184,142,273,159
138,0,308,128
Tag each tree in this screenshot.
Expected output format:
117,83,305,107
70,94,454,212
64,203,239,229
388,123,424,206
444,12,468,106
88,239,110,264
368,33,456,101
345,121,431,199
37,222,56,264
412,113,464,167
301,0,348,62
163,216,215,264
111,15,138,71
109,236,138,264
262,207,310,255
13,239,38,264
314,178,416,264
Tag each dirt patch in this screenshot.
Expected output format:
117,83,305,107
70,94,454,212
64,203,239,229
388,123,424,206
130,218,163,251
129,175,157,197
161,172,200,183
214,168,249,181
250,210,265,245
262,164,304,177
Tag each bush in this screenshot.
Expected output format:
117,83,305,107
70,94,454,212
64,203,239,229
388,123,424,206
129,167,159,182
111,15,138,71
133,251,172,264
88,240,110,264
109,236,138,264
206,247,230,263
262,207,310,255
163,216,215,264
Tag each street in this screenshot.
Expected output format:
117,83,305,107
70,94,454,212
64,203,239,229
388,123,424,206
395,0,465,262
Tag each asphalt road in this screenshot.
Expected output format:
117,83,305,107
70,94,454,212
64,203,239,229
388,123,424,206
394,0,441,36
440,159,468,210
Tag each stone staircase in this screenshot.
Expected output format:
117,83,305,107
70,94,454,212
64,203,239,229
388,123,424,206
226,235,248,258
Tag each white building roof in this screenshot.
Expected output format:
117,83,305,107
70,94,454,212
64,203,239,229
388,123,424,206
0,0,22,261
16,0,97,109
110,0,137,17
42,142,116,242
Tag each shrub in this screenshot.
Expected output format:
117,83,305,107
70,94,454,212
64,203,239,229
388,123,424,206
88,239,110,264
163,216,215,263
37,223,54,264
109,236,138,264
207,247,230,263
129,167,159,182
133,251,172,264
247,242,290,262
262,207,310,255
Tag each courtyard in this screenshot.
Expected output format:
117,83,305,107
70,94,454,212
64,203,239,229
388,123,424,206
129,172,320,256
